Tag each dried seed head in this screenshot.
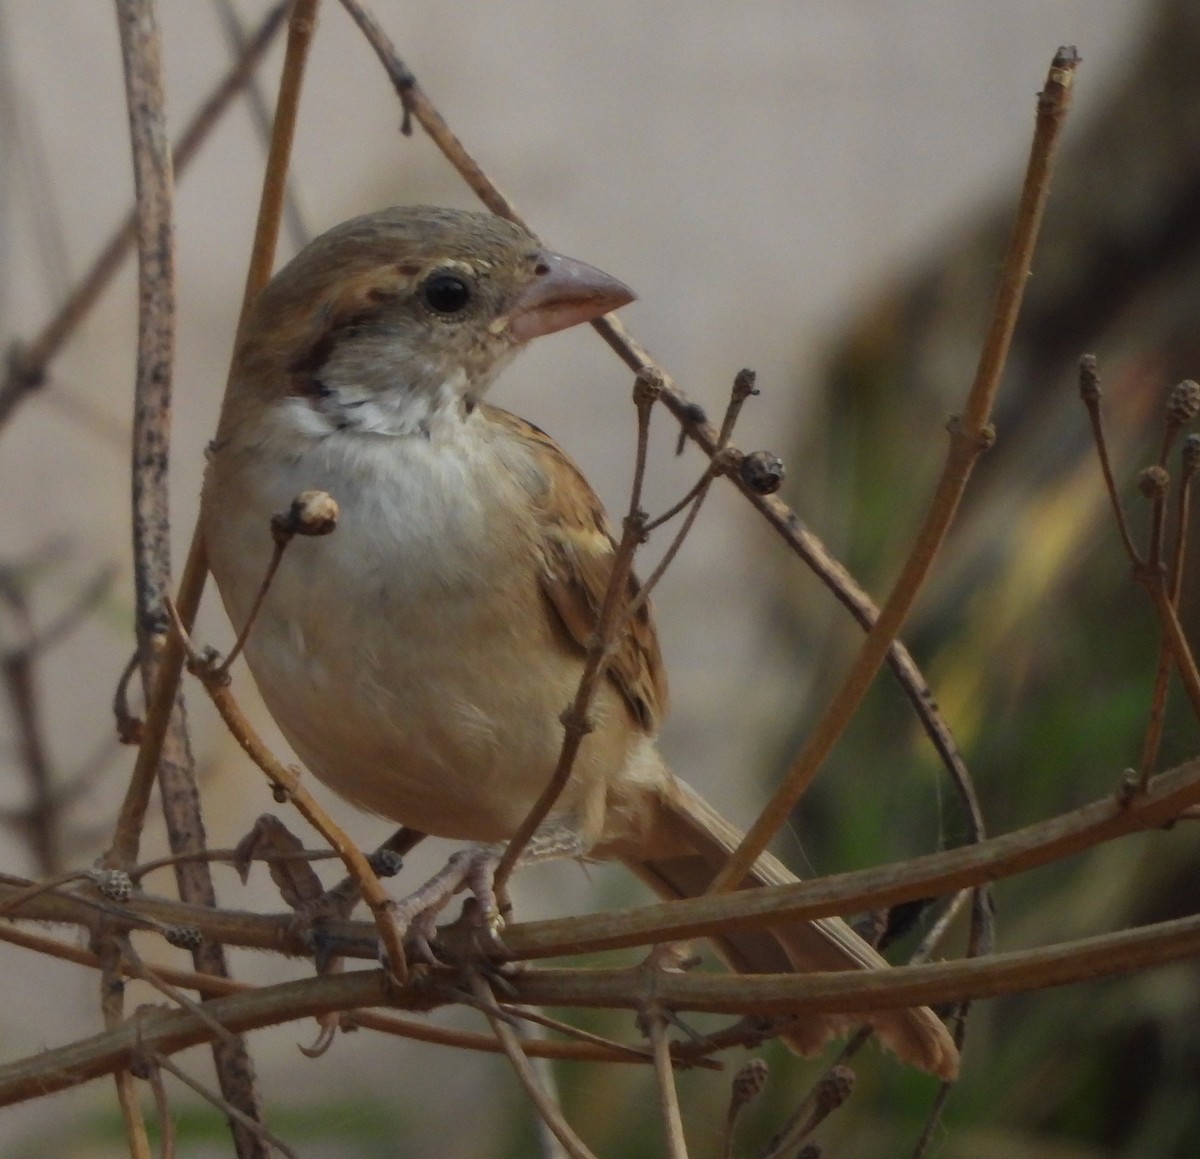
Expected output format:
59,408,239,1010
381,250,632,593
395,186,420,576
1183,434,1200,475
369,848,405,878
272,490,340,545
633,366,664,407
94,868,133,902
1078,353,1101,403
818,1064,857,1110
290,491,340,537
1167,380,1200,428
732,368,759,401
740,450,785,495
730,1058,769,1111
1138,465,1170,500
164,925,203,951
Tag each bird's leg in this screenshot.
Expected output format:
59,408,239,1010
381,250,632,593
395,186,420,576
391,845,504,962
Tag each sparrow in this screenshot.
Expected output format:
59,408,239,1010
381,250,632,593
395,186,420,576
200,206,958,1080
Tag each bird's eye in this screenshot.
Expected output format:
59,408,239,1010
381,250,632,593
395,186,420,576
422,273,472,315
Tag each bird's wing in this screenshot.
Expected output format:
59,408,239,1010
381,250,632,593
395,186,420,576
482,403,668,733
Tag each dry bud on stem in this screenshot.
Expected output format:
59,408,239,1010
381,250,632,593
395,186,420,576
1183,435,1200,477
1138,466,1170,501
740,449,785,495
93,869,133,902
271,490,339,543
632,366,664,408
731,367,759,402
1078,353,1101,403
1167,380,1200,429
730,1057,768,1111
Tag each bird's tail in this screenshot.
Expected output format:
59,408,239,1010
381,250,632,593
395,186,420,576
615,775,959,1081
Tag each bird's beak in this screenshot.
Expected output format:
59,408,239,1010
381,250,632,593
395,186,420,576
505,251,635,343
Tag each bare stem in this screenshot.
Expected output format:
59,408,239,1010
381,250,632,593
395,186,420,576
162,597,409,984
96,934,151,1159
1079,354,1143,566
148,1051,298,1159
1139,439,1198,783
469,971,598,1159
110,0,322,870
0,1,290,434
758,1063,855,1159
707,47,1079,895
334,1,987,898
645,1009,690,1159
492,371,659,898
0,921,655,1066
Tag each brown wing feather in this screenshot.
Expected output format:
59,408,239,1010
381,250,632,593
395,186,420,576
482,404,668,733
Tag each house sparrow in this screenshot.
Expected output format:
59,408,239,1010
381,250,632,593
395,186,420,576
201,206,958,1080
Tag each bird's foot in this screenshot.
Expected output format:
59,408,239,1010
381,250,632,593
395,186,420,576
390,845,507,966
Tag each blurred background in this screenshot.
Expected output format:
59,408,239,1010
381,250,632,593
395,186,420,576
3,1,1199,1155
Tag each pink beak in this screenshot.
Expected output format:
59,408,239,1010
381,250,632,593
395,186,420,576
506,250,635,343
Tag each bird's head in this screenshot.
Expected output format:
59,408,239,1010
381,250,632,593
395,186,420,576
228,206,634,439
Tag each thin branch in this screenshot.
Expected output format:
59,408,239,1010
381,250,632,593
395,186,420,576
0,0,290,433
111,0,272,1148
111,4,178,1149
623,371,759,620
6,906,1200,1107
110,0,321,870
8,749,1200,972
707,47,1080,894
148,1051,298,1159
513,911,1200,1014
500,750,1200,962
492,369,660,898
143,1055,176,1159
909,889,971,965
469,971,599,1159
644,1008,689,1159
336,0,518,212
757,1064,855,1159
496,1004,660,1065
1141,578,1200,720
217,490,339,677
0,921,656,1066
1078,354,1143,563
333,0,987,896
163,598,409,983
95,932,152,1159
1139,433,1200,783
123,940,238,1049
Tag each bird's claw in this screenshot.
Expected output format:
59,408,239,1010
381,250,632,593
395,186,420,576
386,846,507,965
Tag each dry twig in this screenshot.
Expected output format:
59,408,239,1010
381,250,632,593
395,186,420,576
469,970,599,1159
709,47,1080,892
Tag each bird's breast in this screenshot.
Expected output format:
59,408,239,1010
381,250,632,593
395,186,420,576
202,408,600,839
